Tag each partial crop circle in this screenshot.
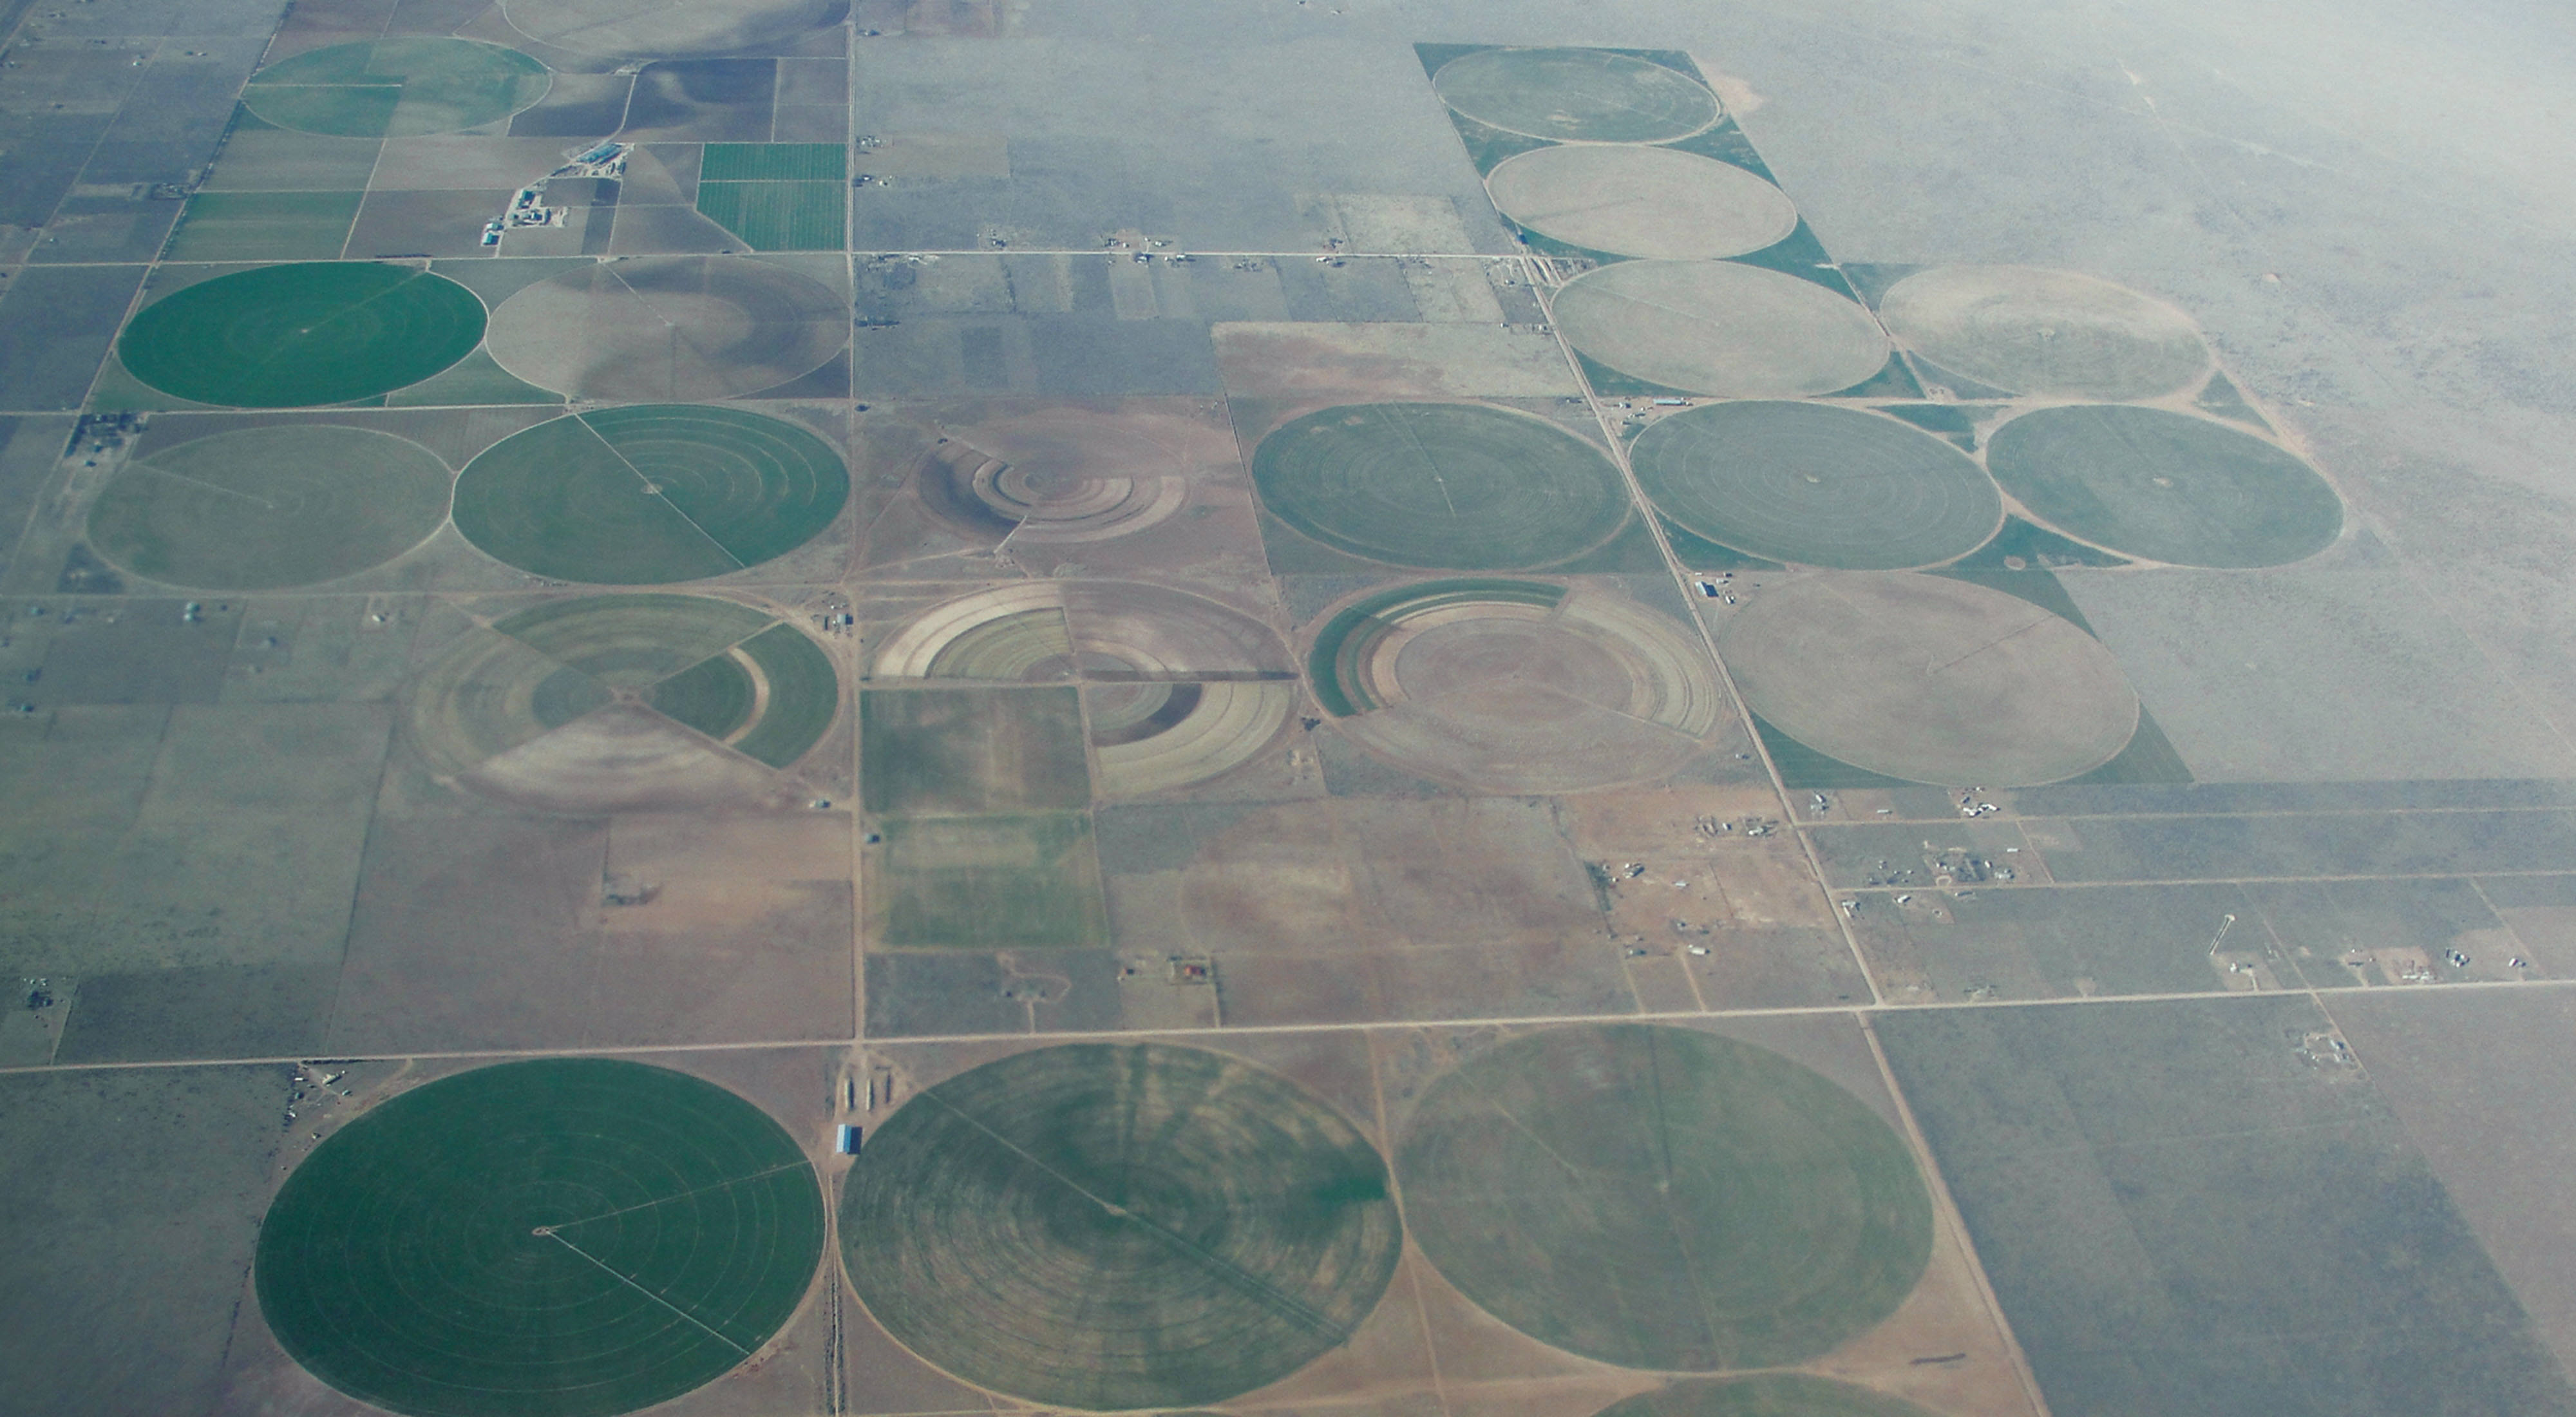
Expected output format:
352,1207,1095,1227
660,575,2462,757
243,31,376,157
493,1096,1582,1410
1309,578,1725,793
1433,48,1719,142
243,38,549,137
1984,404,2342,567
255,1059,824,1417
501,0,842,57
453,404,848,584
1877,265,2208,399
1718,573,2139,786
1397,1025,1934,1371
1486,145,1798,260
85,424,450,589
1553,261,1889,398
1629,402,2000,569
840,1041,1404,1411
485,256,848,403
118,263,486,408
1251,403,1632,571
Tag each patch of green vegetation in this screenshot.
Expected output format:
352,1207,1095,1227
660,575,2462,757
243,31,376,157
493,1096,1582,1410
840,1041,1403,1408
1593,1376,1942,1417
1929,565,2098,634
860,686,1090,815
1826,350,1927,399
1397,1023,1933,1369
386,348,560,407
1251,403,1634,571
118,263,485,408
645,650,756,741
1872,401,1984,451
243,38,549,138
85,424,451,590
256,1058,822,1417
162,190,362,262
1657,116,1781,183
1574,347,1697,399
2194,370,2272,430
729,623,838,768
696,182,846,251
581,404,849,567
869,812,1108,949
1725,222,1866,297
1305,578,1566,717
1985,404,2343,567
1655,514,1784,572
699,143,848,181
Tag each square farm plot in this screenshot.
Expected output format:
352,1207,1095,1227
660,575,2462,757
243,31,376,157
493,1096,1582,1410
161,191,363,262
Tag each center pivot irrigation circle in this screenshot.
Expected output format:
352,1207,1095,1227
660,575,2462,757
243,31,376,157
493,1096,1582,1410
1876,265,2210,399
485,256,849,403
255,1059,824,1417
1432,48,1720,142
1629,402,2002,569
502,0,842,57
118,263,486,408
1396,1024,1935,1371
1251,403,1633,571
1486,144,1799,261
242,37,551,137
454,404,849,584
1718,573,2140,786
840,1041,1405,1411
1984,404,2343,567
84,424,451,589
1552,260,1891,399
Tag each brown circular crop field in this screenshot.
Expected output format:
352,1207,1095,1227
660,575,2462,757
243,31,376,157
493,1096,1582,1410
1487,144,1799,260
486,256,846,403
1553,261,1890,397
1877,265,2208,398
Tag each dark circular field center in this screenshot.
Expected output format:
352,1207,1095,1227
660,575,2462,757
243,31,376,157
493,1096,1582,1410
85,424,451,589
840,1041,1404,1411
453,404,848,584
1984,404,2342,567
1630,402,2002,569
255,1059,824,1417
118,263,486,408
243,37,549,137
1395,1024,1933,1371
1433,47,1719,141
1251,403,1633,570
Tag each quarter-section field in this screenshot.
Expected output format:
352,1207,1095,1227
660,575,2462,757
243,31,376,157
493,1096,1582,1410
1717,573,2139,786
499,0,842,57
84,424,450,589
1486,145,1798,260
1396,1024,1933,1371
255,1058,823,1417
1309,578,1723,792
1553,261,1890,398
485,256,848,403
1629,403,2001,569
1433,48,1719,141
118,263,486,407
1876,265,2208,399
453,404,848,584
408,593,838,810
242,38,549,137
840,1041,1403,1410
1984,404,2343,567
1591,1376,1942,1417
1251,403,1633,570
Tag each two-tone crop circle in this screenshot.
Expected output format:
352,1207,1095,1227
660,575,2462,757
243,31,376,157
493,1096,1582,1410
840,1041,1404,1411
1396,1024,1934,1371
1628,402,2001,569
242,38,549,137
117,263,486,407
453,404,849,584
1984,404,2342,567
1432,48,1720,141
254,1059,824,1417
1250,403,1632,570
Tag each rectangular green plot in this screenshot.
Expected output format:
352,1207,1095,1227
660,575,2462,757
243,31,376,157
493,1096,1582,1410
699,142,848,181
162,191,363,262
694,180,846,251
867,813,1110,949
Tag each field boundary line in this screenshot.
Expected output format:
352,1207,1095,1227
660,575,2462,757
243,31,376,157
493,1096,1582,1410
545,1231,753,1355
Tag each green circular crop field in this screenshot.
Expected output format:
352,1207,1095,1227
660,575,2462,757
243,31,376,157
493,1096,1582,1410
85,424,450,589
1984,404,2342,567
1396,1024,1933,1371
119,263,485,408
1433,48,1719,141
1251,403,1633,570
1629,403,2002,569
840,1041,1404,1410
255,1059,824,1417
1591,1376,1942,1417
244,38,549,137
453,404,848,584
